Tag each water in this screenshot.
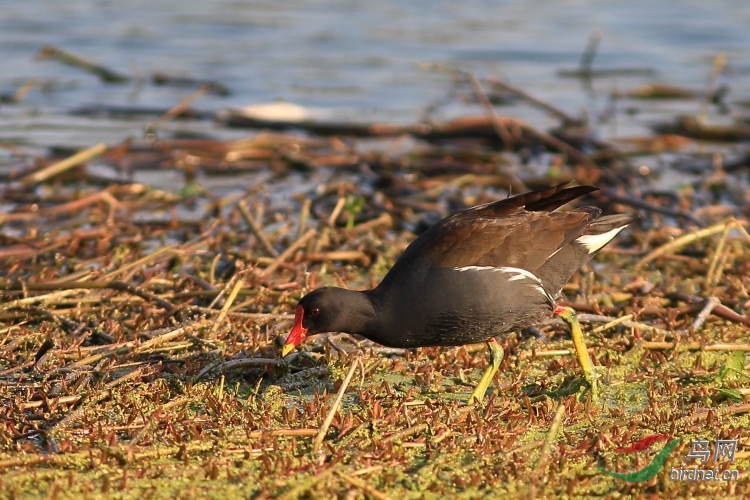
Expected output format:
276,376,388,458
0,0,749,147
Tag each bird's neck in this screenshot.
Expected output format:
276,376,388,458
354,288,405,346
322,287,405,347
326,288,383,338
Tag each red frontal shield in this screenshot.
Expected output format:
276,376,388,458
282,305,307,356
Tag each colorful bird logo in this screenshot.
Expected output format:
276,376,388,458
599,434,683,482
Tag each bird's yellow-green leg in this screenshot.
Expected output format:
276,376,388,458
554,305,599,400
469,338,504,404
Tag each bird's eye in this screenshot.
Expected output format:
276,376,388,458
311,307,321,317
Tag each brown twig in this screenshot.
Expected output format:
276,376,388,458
259,228,317,279
20,143,108,186
678,403,750,424
599,189,703,227
336,471,394,500
238,200,279,257
301,251,370,266
416,63,514,148
145,84,211,133
698,54,727,122
36,46,129,83
642,341,750,351
691,296,721,331
380,423,429,445
208,278,245,338
0,280,177,314
0,189,120,224
313,358,360,452
485,76,584,127
536,403,566,473
637,220,735,267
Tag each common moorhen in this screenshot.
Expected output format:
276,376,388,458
282,182,636,402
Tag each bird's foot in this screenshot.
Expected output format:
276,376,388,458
468,339,504,405
554,305,600,402
577,368,602,402
468,379,490,405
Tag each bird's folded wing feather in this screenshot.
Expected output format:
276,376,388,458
386,183,601,276
420,209,599,271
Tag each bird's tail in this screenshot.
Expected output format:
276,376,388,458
536,213,638,299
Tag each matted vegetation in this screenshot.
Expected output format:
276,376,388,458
2,48,750,499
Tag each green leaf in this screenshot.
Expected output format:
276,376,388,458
344,195,365,230
180,181,203,198
726,350,745,373
717,350,748,383
717,388,743,402
599,438,682,483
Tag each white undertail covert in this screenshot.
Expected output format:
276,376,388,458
575,226,627,254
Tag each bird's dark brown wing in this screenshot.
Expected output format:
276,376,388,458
464,183,599,217
390,183,601,273
421,209,599,271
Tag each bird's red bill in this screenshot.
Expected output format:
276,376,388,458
282,305,307,356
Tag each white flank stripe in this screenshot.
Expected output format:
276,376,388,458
455,265,497,272
455,265,541,284
455,265,551,301
535,285,556,304
497,267,540,283
575,226,626,254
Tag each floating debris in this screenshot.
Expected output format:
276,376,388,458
1,41,750,499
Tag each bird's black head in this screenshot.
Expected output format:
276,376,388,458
281,287,376,356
